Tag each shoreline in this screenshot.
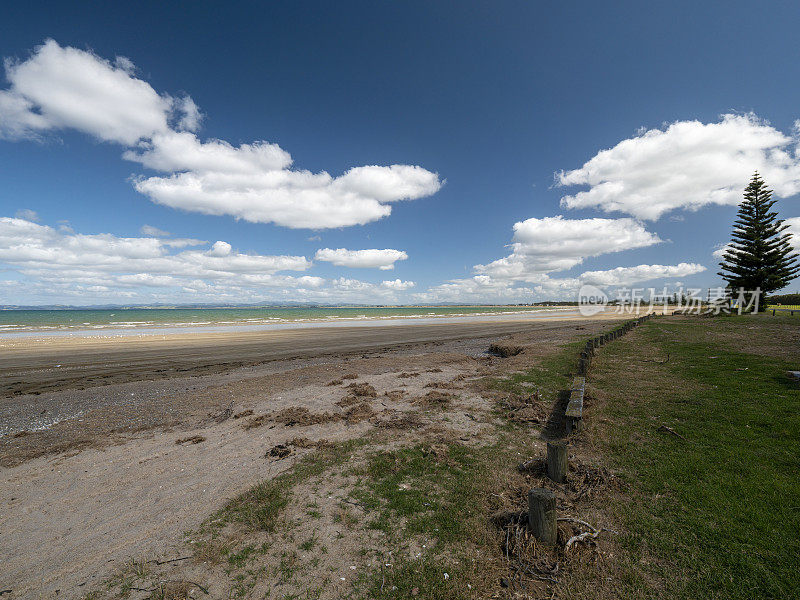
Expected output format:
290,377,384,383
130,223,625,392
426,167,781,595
1,316,620,394
0,306,576,339
0,307,637,348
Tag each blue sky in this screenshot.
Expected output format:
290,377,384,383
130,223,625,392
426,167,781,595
1,0,799,305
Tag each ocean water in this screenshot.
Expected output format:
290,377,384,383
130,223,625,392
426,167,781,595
0,305,568,336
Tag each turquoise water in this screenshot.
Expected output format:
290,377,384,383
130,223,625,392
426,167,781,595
0,305,563,335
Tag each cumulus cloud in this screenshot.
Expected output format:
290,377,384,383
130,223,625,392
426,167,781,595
417,274,579,304
14,208,39,222
475,216,661,279
0,216,310,293
558,113,800,220
785,217,800,249
314,248,408,270
415,215,704,303
0,216,427,305
140,224,169,236
712,243,731,259
578,263,706,286
381,279,415,290
175,96,202,132
128,144,442,228
419,262,707,303
0,40,176,144
139,224,205,248
0,40,442,229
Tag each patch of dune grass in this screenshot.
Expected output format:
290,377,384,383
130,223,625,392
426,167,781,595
490,338,582,400
218,439,364,532
347,437,533,600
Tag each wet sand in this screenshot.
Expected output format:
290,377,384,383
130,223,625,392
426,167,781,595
0,311,618,398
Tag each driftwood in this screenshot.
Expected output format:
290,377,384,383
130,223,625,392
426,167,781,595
657,424,688,441
132,580,209,595
642,352,670,364
152,555,193,565
557,517,617,550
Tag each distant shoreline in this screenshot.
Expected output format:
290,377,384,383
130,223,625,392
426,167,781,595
0,305,578,339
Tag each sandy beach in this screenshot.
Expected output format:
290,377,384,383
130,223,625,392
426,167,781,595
0,311,628,598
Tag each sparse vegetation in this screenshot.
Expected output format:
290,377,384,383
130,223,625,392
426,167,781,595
218,439,364,532
488,343,524,358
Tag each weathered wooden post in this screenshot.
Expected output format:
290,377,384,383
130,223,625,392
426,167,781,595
546,441,568,483
528,488,557,544
577,357,587,375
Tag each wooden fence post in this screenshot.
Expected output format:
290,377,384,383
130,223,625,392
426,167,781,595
546,441,568,483
528,488,557,544
577,357,587,375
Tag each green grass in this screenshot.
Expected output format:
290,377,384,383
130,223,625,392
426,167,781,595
350,444,482,543
216,439,364,532
227,544,257,568
298,535,318,552
348,442,499,599
591,316,800,599
491,337,583,399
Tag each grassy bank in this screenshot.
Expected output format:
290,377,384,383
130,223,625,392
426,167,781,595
589,315,800,599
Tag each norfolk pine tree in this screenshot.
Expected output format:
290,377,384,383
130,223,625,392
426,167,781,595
718,172,799,310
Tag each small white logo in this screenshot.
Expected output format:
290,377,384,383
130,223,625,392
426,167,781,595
578,284,608,316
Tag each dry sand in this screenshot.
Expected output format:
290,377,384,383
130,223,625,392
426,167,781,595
0,314,626,599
